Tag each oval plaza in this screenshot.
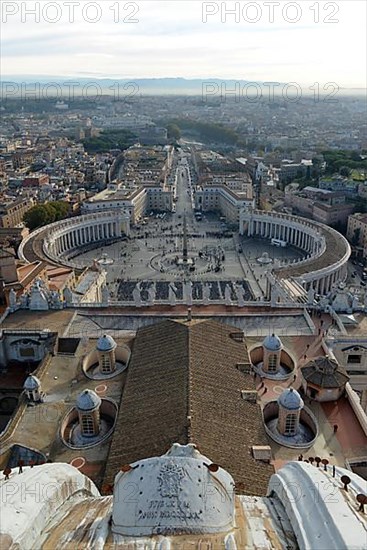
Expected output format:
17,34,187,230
18,206,350,303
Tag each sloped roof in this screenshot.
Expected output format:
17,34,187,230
301,356,349,388
103,319,273,496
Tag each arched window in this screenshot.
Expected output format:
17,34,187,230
285,413,297,435
268,354,278,372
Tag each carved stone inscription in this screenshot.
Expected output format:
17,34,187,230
137,461,202,522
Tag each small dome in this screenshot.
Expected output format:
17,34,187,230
76,389,101,411
278,388,304,410
96,334,117,352
24,375,41,391
263,333,282,351
112,443,235,537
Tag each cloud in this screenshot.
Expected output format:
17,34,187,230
0,0,366,87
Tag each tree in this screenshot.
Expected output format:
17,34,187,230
167,123,181,141
339,166,351,177
82,130,136,154
23,201,70,230
311,156,322,180
23,205,53,229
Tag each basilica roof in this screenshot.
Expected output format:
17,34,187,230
104,319,273,496
112,443,235,536
1,449,366,549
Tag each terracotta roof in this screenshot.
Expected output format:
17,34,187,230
103,319,274,496
301,356,349,388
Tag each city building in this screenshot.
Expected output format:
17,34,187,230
285,186,354,226
347,212,367,258
82,184,173,223
195,184,254,223
0,197,35,228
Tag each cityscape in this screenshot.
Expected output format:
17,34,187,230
0,1,367,549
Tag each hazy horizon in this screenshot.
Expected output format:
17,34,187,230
1,1,366,89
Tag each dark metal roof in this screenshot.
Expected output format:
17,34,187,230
301,356,349,389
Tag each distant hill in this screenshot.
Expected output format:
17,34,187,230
1,76,366,97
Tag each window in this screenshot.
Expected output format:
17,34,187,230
268,354,277,372
347,369,367,376
101,354,111,373
348,354,361,364
81,414,95,436
20,347,35,357
285,413,297,435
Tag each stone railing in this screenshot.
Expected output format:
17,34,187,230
346,383,367,438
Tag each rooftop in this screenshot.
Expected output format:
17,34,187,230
1,451,366,549
104,319,274,496
301,356,349,388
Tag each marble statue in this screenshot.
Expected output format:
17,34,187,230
169,283,177,306
29,279,49,311
326,282,355,313
63,286,73,306
184,281,192,306
224,284,232,306
203,283,210,305
235,283,245,307
307,286,315,304
9,288,17,309
101,284,110,305
50,290,62,309
270,283,281,306
132,283,142,307
148,284,156,306
351,294,359,311
20,293,29,309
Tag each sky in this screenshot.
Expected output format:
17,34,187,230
1,0,366,88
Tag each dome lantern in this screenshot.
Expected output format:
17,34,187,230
262,333,282,374
277,388,304,436
96,334,117,374
76,389,101,437
23,374,42,402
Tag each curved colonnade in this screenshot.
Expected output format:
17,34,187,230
18,211,130,268
240,210,350,295
18,209,350,299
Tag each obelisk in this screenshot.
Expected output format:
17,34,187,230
183,212,188,264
